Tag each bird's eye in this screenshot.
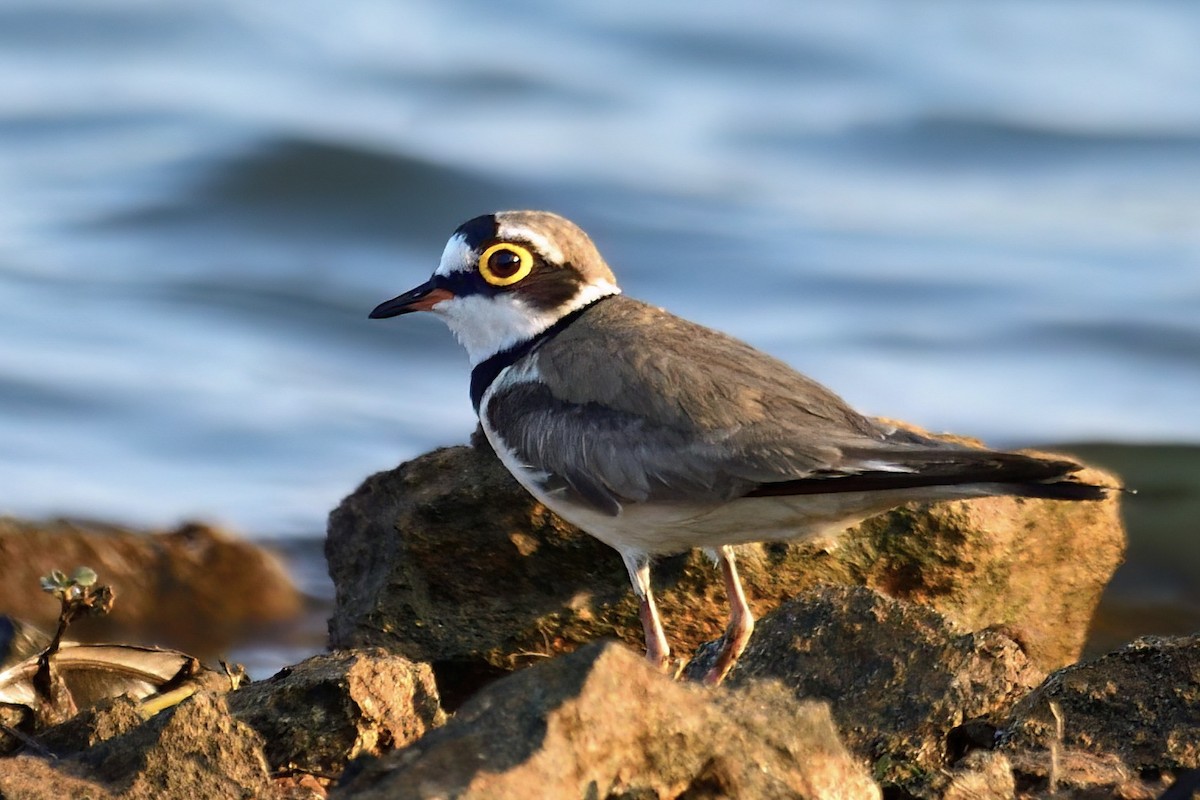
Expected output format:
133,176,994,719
478,243,534,286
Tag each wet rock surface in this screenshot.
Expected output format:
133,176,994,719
0,517,303,656
326,435,1123,704
227,648,446,781
334,640,881,800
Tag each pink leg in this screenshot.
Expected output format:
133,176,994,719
703,545,755,686
622,551,670,672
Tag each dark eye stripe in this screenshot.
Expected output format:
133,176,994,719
431,270,494,297
454,214,499,250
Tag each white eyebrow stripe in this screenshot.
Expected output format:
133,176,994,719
497,221,564,265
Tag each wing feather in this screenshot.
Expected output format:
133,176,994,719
483,296,1098,515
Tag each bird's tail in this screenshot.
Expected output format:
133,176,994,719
747,441,1124,501
975,477,1112,501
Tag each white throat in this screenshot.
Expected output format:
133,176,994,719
433,280,620,365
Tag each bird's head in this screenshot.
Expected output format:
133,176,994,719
370,211,621,364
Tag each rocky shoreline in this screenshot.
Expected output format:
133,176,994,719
1,433,1196,799
0,518,303,658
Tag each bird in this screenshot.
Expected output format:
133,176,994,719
369,210,1109,686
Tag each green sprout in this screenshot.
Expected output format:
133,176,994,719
38,566,115,658
39,567,99,599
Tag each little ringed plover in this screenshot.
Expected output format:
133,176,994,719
370,210,1108,685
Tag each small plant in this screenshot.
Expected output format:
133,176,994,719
28,566,116,723
39,565,104,603
1,567,231,752
39,566,115,656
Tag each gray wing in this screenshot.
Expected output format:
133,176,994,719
486,377,840,515
486,297,1097,516
484,297,920,514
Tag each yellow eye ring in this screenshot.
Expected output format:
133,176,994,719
478,243,534,286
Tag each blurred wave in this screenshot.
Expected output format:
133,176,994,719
0,0,1196,540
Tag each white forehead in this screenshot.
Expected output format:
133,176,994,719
434,233,474,277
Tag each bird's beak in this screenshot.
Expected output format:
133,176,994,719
369,279,455,318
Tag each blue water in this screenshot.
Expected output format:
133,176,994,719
1,0,1198,541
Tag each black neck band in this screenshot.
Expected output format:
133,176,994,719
470,294,614,413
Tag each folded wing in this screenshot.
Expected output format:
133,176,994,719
485,296,1105,516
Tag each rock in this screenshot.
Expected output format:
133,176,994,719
327,437,1121,699
0,753,115,800
26,654,240,751
1003,635,1200,775
76,691,273,799
334,640,880,800
1003,749,1168,799
0,691,273,800
819,445,1122,674
940,751,1015,800
0,644,241,756
37,695,148,756
694,586,1043,787
327,442,635,703
227,648,446,781
0,517,303,656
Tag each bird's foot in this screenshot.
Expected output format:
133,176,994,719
701,631,748,687
645,648,670,674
